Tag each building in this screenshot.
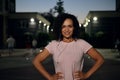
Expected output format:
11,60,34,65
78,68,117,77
84,11,120,38
83,0,120,48
0,0,16,48
116,0,120,11
8,12,50,48
0,0,50,48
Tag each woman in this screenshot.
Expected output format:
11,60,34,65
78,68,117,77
33,13,104,80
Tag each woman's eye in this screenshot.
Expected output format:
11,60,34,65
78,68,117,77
62,25,73,28
62,25,66,28
68,25,73,28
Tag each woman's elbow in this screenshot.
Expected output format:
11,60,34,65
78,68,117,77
32,58,39,66
98,56,104,65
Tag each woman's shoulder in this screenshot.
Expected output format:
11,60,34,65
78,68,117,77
76,39,87,43
76,39,92,47
50,40,59,43
48,40,60,45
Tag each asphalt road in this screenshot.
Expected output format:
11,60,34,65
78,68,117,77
0,49,120,80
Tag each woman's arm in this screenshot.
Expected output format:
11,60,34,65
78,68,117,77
74,48,104,80
85,48,104,78
32,48,52,79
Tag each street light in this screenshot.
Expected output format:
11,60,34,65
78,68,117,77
39,20,42,23
93,16,97,21
44,23,46,26
93,16,98,23
29,18,36,28
30,18,34,22
47,25,50,33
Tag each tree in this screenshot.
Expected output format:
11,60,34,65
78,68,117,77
53,0,65,15
40,11,55,33
40,0,65,33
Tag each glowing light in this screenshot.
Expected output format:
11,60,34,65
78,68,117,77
93,16,98,21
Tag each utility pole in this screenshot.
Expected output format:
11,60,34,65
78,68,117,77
2,0,7,48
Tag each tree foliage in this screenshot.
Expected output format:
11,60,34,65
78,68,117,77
53,0,65,15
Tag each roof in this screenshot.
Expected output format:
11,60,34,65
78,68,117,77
8,12,50,25
86,11,120,19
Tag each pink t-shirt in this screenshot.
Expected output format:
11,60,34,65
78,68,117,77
45,39,92,80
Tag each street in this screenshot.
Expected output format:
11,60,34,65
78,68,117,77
0,49,120,80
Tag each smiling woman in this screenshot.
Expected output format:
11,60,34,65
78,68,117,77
32,13,104,80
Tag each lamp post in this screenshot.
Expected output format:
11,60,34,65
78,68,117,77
29,18,37,35
29,18,36,28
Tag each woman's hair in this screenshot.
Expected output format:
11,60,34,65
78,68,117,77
53,13,80,41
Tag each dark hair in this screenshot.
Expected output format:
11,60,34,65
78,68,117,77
53,13,80,40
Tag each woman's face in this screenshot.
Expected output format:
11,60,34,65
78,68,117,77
61,18,74,39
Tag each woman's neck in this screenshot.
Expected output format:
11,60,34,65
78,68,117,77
62,38,74,43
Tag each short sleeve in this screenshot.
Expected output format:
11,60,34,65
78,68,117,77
78,39,93,53
45,40,56,54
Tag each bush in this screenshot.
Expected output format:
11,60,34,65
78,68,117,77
37,33,51,47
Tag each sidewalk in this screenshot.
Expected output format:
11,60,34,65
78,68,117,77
0,48,41,70
0,48,120,60
97,49,119,59
96,48,120,60
0,48,40,57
